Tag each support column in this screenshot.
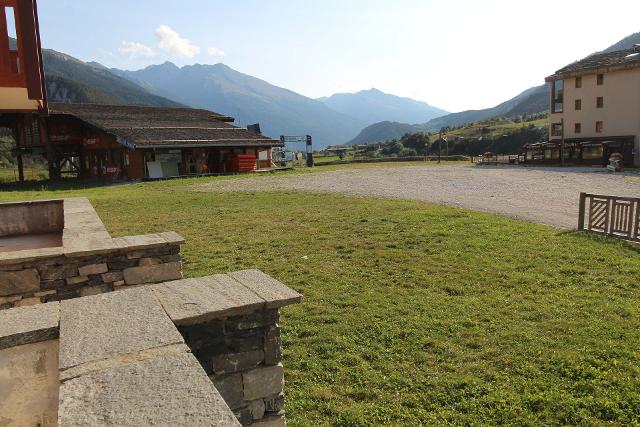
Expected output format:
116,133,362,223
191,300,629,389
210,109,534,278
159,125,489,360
16,151,24,182
37,115,56,180
16,120,25,183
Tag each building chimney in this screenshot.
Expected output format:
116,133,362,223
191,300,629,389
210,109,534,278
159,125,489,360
247,123,262,135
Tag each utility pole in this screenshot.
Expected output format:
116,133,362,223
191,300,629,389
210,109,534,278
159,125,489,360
438,130,442,164
425,133,430,159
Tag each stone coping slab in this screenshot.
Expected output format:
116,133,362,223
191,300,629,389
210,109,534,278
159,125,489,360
0,302,59,349
59,287,184,370
0,269,300,426
58,352,240,427
0,197,185,265
152,270,303,326
228,270,303,309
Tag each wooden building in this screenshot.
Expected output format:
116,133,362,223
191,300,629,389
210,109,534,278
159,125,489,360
1,0,283,181
0,0,49,181
36,103,283,179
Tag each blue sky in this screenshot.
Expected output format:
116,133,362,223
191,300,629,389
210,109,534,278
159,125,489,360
37,0,640,112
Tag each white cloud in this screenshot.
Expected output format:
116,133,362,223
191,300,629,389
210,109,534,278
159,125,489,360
118,41,156,58
207,47,226,57
155,25,200,58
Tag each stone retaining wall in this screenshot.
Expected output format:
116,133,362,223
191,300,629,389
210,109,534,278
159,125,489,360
0,233,184,309
0,269,302,426
180,309,286,426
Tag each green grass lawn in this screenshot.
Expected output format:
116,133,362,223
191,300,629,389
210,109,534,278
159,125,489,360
1,175,639,425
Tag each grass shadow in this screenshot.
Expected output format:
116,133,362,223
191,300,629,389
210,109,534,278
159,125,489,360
559,229,640,254
0,177,117,193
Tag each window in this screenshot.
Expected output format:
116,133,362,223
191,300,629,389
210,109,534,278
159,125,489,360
3,6,20,75
4,6,17,38
582,145,603,160
597,74,604,85
575,99,582,110
574,123,581,134
575,77,582,88
552,80,564,113
551,122,563,137
596,97,604,108
596,121,603,133
545,149,560,160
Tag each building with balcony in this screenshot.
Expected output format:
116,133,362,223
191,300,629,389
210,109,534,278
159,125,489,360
524,46,640,166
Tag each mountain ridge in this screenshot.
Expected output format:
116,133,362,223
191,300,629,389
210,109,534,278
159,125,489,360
318,88,448,125
111,62,367,147
347,31,640,145
38,43,183,107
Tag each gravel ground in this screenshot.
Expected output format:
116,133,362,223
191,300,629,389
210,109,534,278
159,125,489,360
197,165,640,228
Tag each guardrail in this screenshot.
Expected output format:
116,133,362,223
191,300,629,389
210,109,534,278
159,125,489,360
314,155,470,166
578,192,640,242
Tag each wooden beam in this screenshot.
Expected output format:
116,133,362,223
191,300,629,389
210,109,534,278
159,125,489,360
17,0,44,101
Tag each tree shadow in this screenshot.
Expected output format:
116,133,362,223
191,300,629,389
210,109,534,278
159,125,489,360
0,177,120,193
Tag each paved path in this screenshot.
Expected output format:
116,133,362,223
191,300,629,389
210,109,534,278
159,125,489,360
198,165,640,228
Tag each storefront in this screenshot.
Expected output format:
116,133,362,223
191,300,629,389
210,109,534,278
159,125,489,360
522,137,635,166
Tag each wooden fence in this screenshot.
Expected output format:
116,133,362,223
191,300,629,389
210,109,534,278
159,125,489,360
578,192,640,242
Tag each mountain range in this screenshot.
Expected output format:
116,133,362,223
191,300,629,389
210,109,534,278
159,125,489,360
598,32,640,54
21,31,640,148
317,88,448,125
347,85,548,145
109,62,365,147
348,33,640,145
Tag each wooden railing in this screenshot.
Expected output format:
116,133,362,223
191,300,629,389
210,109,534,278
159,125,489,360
578,193,640,242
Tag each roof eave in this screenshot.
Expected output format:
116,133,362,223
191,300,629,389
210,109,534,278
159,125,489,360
133,140,284,149
545,61,640,82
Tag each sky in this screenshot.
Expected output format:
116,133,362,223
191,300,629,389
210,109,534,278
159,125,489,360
35,0,640,113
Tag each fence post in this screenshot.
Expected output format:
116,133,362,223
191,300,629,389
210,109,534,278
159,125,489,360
578,192,586,230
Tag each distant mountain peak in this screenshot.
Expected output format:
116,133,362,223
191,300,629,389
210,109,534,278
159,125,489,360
319,88,448,126
110,61,364,147
156,61,180,69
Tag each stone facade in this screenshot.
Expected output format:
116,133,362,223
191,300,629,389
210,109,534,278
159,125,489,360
180,309,287,426
0,242,183,309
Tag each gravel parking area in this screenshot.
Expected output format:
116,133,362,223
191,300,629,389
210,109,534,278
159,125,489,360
198,165,640,228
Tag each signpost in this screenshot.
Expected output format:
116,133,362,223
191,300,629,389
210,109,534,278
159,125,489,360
280,135,313,167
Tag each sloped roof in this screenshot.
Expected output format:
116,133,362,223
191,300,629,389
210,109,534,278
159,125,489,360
546,47,640,81
48,103,282,148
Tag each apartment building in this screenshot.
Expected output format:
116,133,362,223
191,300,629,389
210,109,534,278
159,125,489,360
525,46,640,166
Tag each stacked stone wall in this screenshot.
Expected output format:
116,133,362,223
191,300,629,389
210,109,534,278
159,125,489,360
179,309,287,427
0,244,182,309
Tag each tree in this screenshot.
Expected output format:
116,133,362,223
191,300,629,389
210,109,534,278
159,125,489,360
381,140,404,156
400,133,430,155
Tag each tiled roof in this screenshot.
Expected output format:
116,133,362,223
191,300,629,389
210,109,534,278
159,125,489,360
546,47,640,80
48,103,282,148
